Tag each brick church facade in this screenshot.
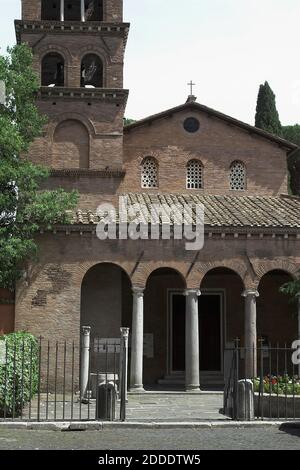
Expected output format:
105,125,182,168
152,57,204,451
4,0,300,390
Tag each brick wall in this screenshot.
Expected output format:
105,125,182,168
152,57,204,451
14,233,300,342
122,109,289,197
21,0,41,20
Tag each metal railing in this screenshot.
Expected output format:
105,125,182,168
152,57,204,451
224,341,300,421
0,327,129,422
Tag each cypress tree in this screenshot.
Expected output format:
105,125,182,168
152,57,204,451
255,81,282,136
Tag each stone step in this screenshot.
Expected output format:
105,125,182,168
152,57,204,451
158,373,224,386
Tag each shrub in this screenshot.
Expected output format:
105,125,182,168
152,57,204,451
0,332,39,417
253,375,300,396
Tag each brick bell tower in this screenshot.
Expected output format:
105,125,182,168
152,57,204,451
15,1,129,203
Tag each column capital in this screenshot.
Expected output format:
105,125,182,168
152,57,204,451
184,289,201,297
82,326,91,336
242,289,259,298
120,327,130,339
132,287,145,297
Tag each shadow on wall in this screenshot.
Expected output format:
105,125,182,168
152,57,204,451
0,289,15,335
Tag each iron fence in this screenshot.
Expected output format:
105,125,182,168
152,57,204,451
224,340,300,421
0,328,129,422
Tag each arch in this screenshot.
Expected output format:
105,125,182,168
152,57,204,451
256,269,297,346
145,267,187,290
41,53,65,87
81,262,132,287
191,261,247,289
131,262,187,289
230,160,246,191
186,159,203,190
141,157,159,189
200,267,246,351
144,267,187,384
73,261,133,288
254,260,298,287
41,0,60,20
48,113,96,139
52,119,90,169
38,45,71,65
257,268,295,289
78,46,110,66
200,266,246,289
81,54,103,88
80,262,132,342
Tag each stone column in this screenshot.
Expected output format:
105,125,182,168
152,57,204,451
60,0,64,21
297,294,300,377
242,289,259,378
185,289,201,392
297,294,300,339
130,288,145,392
81,0,85,21
80,326,91,401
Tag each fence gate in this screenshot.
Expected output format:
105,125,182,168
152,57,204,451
0,327,129,422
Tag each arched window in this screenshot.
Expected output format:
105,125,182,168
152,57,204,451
41,53,65,87
81,54,103,87
141,157,158,189
41,1,60,20
230,161,246,190
52,120,90,169
186,160,203,189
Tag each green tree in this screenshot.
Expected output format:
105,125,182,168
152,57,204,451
255,81,282,136
280,272,300,300
0,44,78,290
123,117,136,126
282,125,300,146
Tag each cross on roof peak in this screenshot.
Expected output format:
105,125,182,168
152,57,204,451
187,80,196,96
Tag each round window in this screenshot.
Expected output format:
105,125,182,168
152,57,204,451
183,117,200,133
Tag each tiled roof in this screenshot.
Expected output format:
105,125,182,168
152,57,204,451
69,193,300,229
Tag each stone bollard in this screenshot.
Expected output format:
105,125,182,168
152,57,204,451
237,379,254,421
96,381,117,421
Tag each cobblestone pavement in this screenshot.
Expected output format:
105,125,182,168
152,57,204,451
126,393,227,421
0,427,300,450
22,392,226,422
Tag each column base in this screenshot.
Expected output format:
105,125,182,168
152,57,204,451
185,385,201,392
129,386,145,393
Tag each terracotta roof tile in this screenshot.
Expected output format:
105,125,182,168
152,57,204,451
69,193,300,229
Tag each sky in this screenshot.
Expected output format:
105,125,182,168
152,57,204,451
1,0,300,125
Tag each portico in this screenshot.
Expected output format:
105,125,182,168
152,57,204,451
126,266,297,392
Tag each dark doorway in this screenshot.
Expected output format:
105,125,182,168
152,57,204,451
199,294,221,371
170,292,222,373
171,294,185,372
